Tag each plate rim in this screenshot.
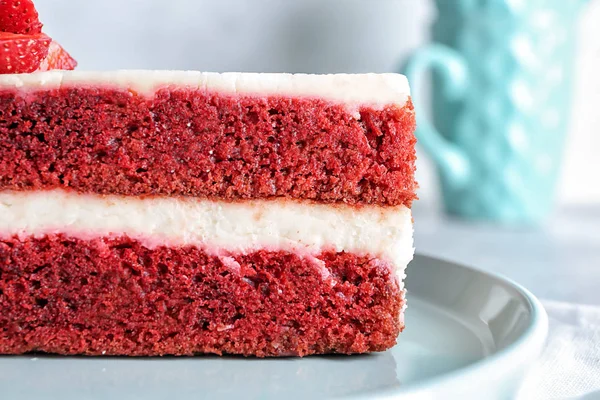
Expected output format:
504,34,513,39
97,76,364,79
367,254,549,399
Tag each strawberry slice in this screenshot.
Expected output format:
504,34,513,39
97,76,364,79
0,1,77,74
0,32,50,74
37,40,77,71
0,0,43,34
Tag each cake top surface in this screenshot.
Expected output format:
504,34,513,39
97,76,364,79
0,70,410,106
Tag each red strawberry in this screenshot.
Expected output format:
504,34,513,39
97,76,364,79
0,0,43,34
37,40,77,71
0,31,50,74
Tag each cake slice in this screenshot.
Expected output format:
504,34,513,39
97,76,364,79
0,71,416,357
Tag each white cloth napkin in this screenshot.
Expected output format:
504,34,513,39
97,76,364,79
518,300,600,400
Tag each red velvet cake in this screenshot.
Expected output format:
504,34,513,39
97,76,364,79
0,70,417,357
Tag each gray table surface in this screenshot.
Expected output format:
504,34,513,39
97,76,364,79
413,202,600,306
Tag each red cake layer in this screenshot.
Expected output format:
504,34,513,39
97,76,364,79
0,87,417,206
0,234,404,357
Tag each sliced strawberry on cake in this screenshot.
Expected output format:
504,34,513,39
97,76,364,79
0,0,76,73
37,40,77,71
0,0,43,34
0,32,50,74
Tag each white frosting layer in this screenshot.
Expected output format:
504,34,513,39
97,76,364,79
0,70,410,108
0,190,414,274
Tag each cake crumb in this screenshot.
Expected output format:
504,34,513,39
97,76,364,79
217,324,234,332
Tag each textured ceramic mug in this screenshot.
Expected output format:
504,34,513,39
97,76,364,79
404,0,588,224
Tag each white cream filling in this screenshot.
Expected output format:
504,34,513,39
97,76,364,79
0,70,410,109
0,190,413,281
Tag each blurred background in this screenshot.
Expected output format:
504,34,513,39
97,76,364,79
36,0,600,303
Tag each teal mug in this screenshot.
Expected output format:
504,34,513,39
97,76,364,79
403,0,588,224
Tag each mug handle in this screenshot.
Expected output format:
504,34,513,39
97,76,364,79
402,44,471,189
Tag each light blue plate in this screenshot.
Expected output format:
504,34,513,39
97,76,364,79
0,255,547,399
